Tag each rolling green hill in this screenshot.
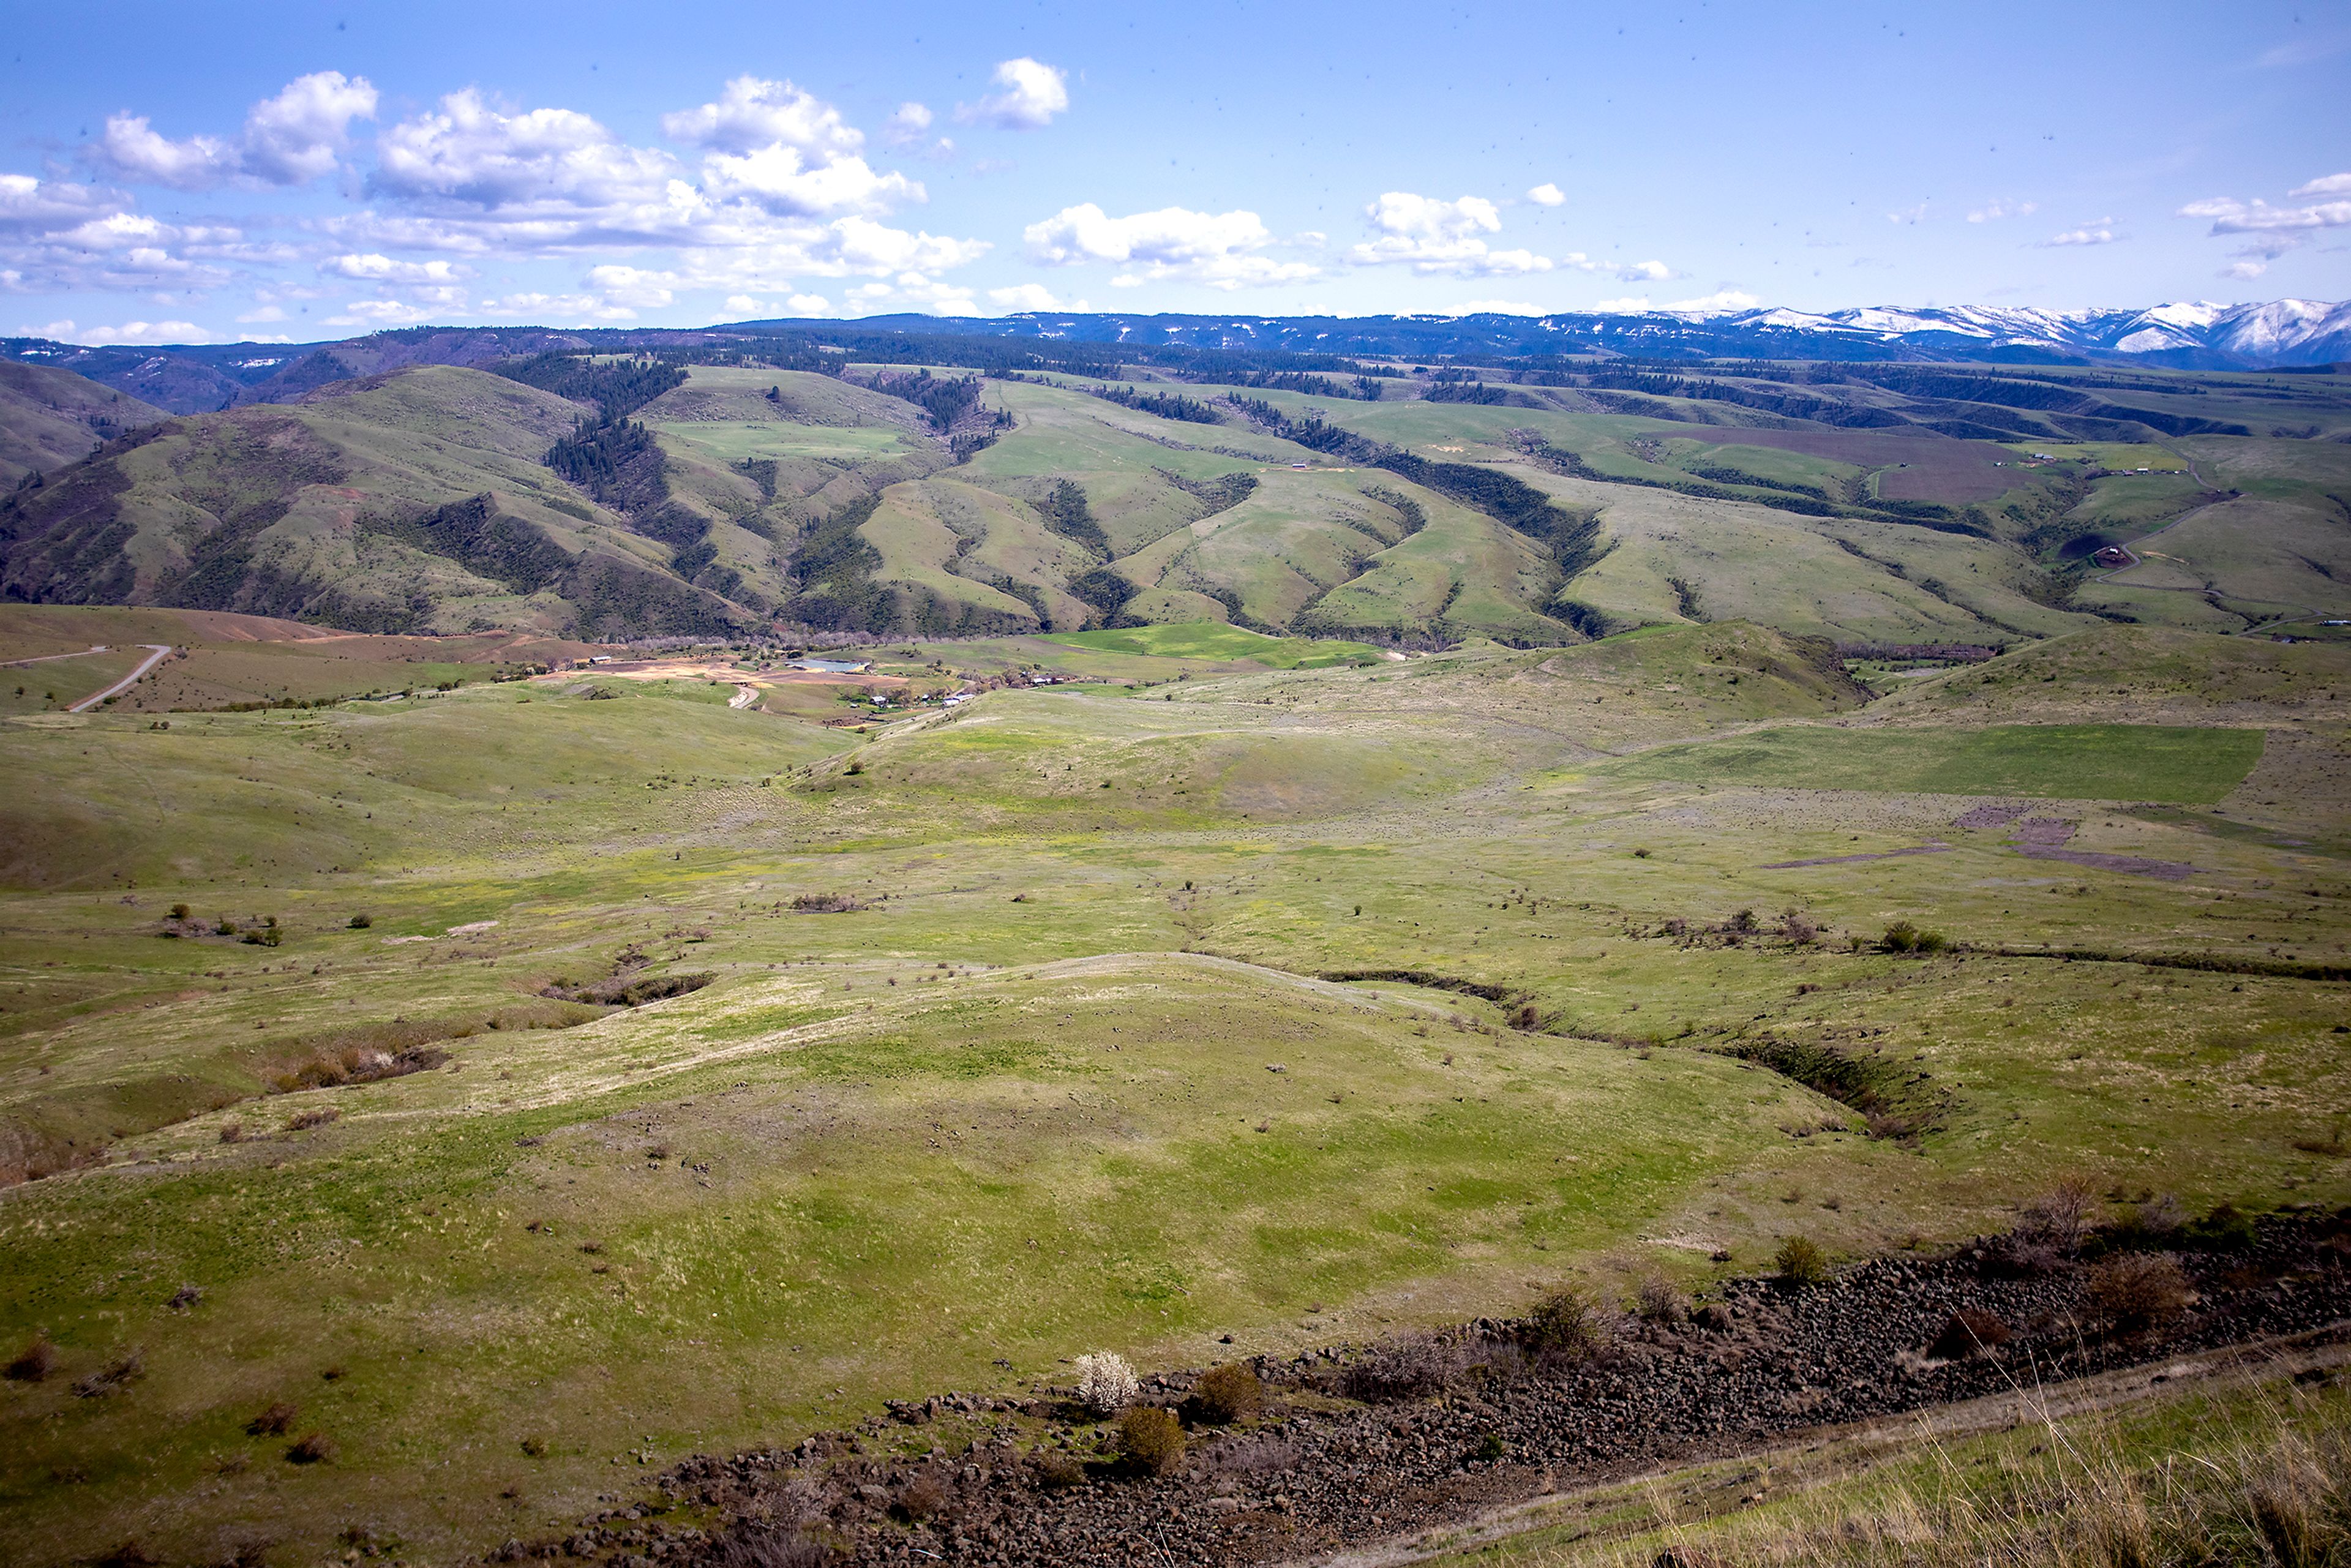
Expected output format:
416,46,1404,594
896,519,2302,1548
6,353,2349,646
0,362,168,489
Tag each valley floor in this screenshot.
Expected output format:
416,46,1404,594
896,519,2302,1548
0,615,2345,1566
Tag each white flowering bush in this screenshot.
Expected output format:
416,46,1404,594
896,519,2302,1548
1073,1351,1139,1416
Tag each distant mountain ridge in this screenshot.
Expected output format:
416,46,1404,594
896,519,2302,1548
3,299,2343,416
828,298,2351,370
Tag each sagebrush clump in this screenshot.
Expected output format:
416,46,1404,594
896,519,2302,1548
1117,1406,1185,1476
2087,1252,2191,1334
1524,1281,1611,1359
1776,1235,1830,1286
1190,1364,1262,1425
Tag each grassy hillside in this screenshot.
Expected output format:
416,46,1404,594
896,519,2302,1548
0,367,770,638
10,354,2349,647
0,363,168,489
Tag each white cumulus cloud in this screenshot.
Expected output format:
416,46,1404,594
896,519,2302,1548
1967,199,2038,222
2180,193,2351,233
1351,192,1550,276
661,77,862,159
2041,220,2122,247
1025,203,1314,290
321,252,469,285
372,89,676,210
1526,183,1565,206
700,143,921,219
2290,171,2351,197
988,282,1075,311
1663,288,1760,313
887,103,934,143
98,72,377,190
1561,252,1679,281
959,59,1070,129
74,318,211,344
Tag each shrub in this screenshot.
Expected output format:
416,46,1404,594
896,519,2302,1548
219,1122,244,1144
1775,1235,1830,1286
348,913,372,929
1524,1282,1610,1359
1073,1351,1139,1416
5,1334,57,1382
1117,1406,1185,1476
893,1469,952,1521
790,893,867,913
1190,1364,1262,1425
1880,920,1947,955
716,1528,825,1568
73,1350,144,1398
2183,1203,2259,1252
285,1431,337,1465
2021,1176,2095,1254
520,1435,546,1457
2107,1192,2187,1250
168,904,190,921
246,1400,299,1436
1635,1274,1684,1324
1926,1309,2012,1361
285,1106,340,1132
1031,1452,1087,1490
1340,1334,1468,1401
2088,1253,2192,1334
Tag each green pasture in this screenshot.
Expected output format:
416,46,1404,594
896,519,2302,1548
2001,440,2186,471
1602,721,2263,803
655,419,915,464
1045,621,1384,666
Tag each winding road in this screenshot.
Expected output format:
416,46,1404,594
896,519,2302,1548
66,643,173,713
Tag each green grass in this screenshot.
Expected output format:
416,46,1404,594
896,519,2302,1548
1,621,2346,1566
1602,722,2263,803
1046,621,1384,667
2002,440,2188,471
656,419,915,463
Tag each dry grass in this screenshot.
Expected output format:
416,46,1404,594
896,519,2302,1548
1504,1376,2351,1568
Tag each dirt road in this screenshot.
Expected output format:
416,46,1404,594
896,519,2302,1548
66,643,171,713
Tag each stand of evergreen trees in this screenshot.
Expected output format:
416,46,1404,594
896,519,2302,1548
1087,385,1222,423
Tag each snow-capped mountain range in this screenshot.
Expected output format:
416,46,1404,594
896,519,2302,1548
888,298,2351,369
6,300,2345,421
1693,299,2351,365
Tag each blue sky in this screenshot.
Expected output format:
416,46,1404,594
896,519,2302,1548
2,0,2345,344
